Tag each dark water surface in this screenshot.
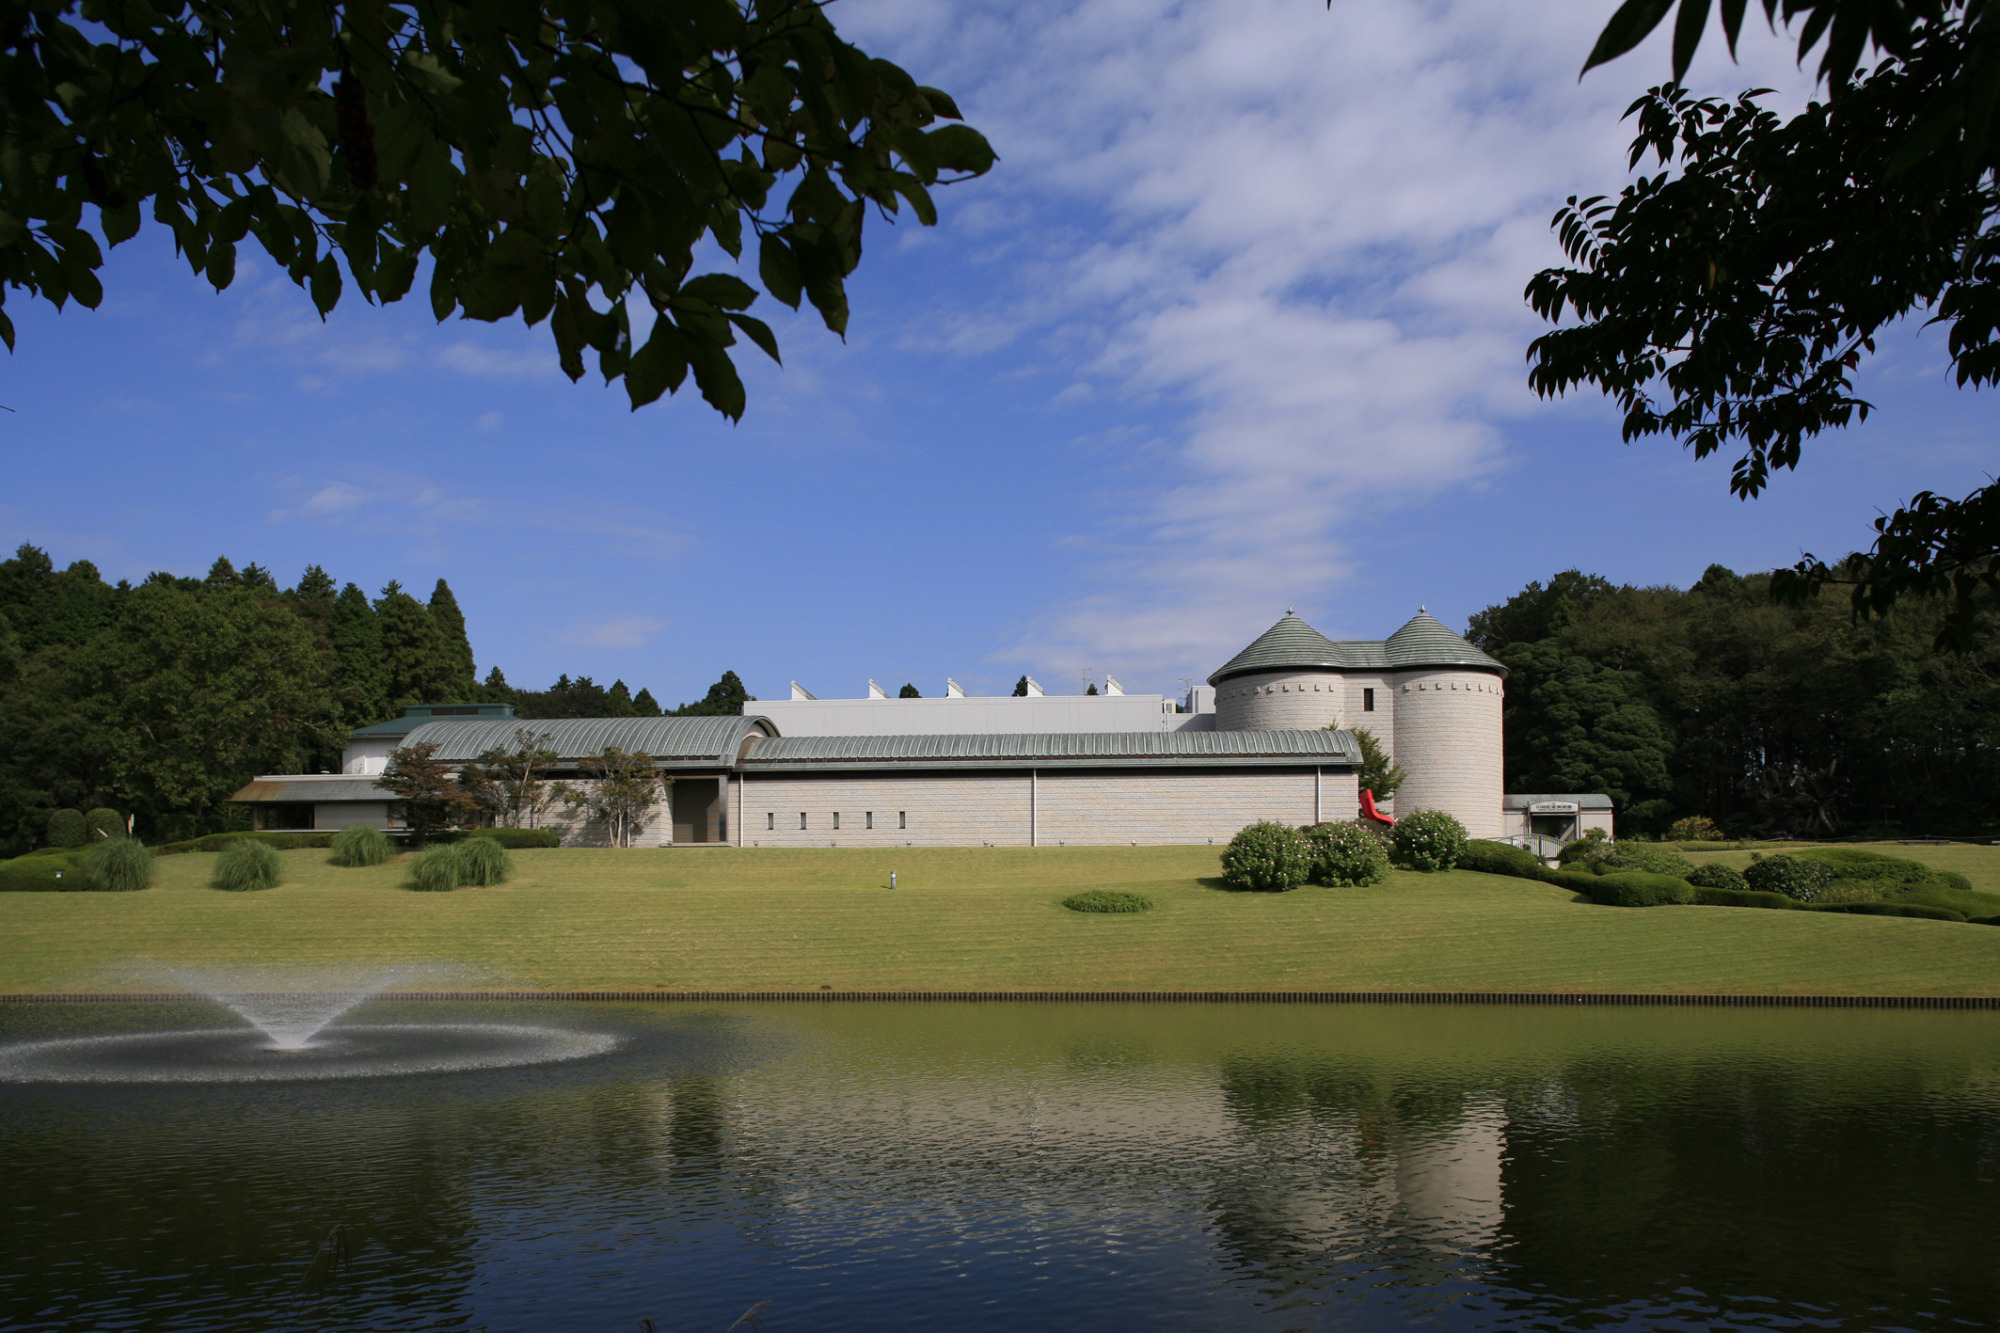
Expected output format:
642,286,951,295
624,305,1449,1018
2,1001,1998,1331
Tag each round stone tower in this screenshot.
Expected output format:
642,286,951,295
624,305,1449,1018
1207,607,1506,837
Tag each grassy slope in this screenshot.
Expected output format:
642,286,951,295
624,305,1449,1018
3,844,2000,995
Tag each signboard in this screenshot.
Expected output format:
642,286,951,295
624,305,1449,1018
1529,801,1580,815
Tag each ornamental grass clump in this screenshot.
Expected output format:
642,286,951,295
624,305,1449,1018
1390,809,1469,873
212,839,282,891
407,845,464,892
1062,890,1152,913
1743,854,1836,903
329,824,392,868
1301,821,1390,886
455,835,512,886
1221,821,1313,892
82,837,152,892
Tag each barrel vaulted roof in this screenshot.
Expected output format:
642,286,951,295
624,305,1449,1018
400,714,776,767
1209,611,1504,684
742,729,1357,770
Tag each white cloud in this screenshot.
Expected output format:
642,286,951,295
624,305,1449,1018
579,616,668,648
849,0,1816,674
302,482,369,515
477,411,504,432
438,341,560,379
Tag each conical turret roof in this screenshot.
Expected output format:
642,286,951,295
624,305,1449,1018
1208,613,1348,683
1208,609,1504,684
1382,609,1505,673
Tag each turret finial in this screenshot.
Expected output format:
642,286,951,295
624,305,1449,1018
1420,604,1427,613
1287,605,1294,616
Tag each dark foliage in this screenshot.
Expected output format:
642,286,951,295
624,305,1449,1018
44,808,86,847
1743,854,1839,902
0,0,992,419
1540,4,2000,645
1686,862,1751,893
1469,566,2000,837
1694,884,1802,910
900,683,921,698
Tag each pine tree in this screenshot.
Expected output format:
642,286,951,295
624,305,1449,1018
1085,683,1099,696
899,683,920,698
606,679,636,717
480,666,517,706
632,687,661,716
674,671,752,716
427,579,478,701
204,556,236,586
1012,676,1029,697
329,582,389,728
376,581,445,708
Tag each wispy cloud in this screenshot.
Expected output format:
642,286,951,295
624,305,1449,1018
577,616,668,648
438,342,561,379
851,0,1814,675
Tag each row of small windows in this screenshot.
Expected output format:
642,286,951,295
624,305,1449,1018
1217,683,1375,710
767,811,906,831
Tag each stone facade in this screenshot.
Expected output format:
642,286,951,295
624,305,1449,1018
736,768,1356,848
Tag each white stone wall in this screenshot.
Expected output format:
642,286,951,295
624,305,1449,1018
1390,669,1505,838
1212,670,1346,731
539,784,675,848
742,774,1033,847
735,768,1357,847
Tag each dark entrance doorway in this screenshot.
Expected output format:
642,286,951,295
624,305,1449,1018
672,778,723,844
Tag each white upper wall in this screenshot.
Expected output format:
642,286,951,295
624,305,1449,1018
755,693,1187,736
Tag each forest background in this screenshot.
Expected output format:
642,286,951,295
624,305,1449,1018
0,542,1994,853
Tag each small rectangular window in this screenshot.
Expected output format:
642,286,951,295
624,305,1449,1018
832,812,841,830
1363,688,1376,712
865,812,873,830
898,811,907,830
766,812,775,831
799,812,807,830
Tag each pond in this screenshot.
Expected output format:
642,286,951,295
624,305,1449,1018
2,1000,1998,1331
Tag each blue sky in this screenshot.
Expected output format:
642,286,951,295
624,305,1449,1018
2,1,1990,709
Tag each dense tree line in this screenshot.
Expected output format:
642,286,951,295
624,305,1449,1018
1468,568,2000,838
0,545,747,852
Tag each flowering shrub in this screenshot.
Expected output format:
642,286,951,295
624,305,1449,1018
1390,809,1469,873
1667,815,1725,841
1300,821,1390,886
1743,854,1836,903
1686,862,1749,893
1221,821,1313,892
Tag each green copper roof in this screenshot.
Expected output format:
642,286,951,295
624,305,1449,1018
350,703,517,739
742,729,1357,770
1208,611,1504,683
400,714,774,767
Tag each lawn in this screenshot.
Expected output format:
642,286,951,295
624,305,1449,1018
4,843,2000,996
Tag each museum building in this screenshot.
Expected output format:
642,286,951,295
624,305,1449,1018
231,610,1612,847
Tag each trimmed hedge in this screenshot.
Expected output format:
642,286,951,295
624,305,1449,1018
471,827,559,849
1062,890,1152,913
1686,862,1749,893
0,848,87,891
1301,821,1391,886
1585,871,1694,907
1221,821,1313,892
1808,901,1967,922
85,808,124,840
155,830,336,856
1545,869,1607,896
1391,809,1470,873
1457,840,1547,878
45,808,88,848
1694,885,1800,910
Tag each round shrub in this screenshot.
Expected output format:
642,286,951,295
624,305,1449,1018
212,839,282,891
1587,871,1695,907
1601,844,1695,878
1667,815,1725,842
455,835,512,886
1301,821,1391,886
1686,862,1749,893
408,845,464,892
1456,840,1547,879
329,824,392,868
1221,821,1313,892
1063,890,1152,913
1390,809,1469,873
45,808,87,849
1743,854,1837,903
82,837,152,892
85,807,124,841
